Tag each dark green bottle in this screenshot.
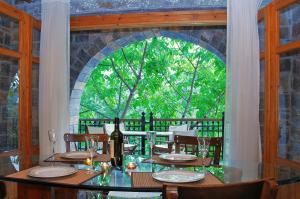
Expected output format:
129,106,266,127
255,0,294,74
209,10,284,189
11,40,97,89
110,117,124,167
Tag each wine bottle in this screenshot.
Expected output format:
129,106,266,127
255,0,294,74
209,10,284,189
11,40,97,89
110,117,124,167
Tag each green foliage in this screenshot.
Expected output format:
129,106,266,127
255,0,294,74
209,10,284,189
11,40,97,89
80,36,225,119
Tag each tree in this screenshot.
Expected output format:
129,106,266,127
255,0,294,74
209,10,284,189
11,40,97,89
80,36,226,119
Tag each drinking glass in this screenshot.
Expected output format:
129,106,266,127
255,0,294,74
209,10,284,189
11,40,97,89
146,131,156,163
85,135,98,174
48,129,56,159
197,136,210,175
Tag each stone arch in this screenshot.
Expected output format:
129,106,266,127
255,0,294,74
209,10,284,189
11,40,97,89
69,29,226,132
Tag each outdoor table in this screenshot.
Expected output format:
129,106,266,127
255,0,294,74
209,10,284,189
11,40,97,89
122,131,173,155
0,154,300,199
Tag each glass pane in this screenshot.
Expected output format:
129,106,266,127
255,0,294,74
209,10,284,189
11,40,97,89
0,13,19,51
280,3,300,45
260,60,265,153
258,20,265,52
32,63,39,146
279,49,300,162
0,55,19,152
32,28,40,57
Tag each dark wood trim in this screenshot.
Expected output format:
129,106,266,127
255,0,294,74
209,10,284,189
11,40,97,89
70,10,227,31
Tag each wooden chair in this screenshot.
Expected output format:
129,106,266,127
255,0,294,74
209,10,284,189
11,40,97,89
174,135,222,165
163,179,278,199
64,133,109,154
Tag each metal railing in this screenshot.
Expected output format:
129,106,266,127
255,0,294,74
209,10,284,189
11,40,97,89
78,112,224,156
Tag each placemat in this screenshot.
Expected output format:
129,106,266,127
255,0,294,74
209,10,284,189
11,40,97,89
131,172,223,189
6,167,100,185
44,153,110,164
142,155,211,167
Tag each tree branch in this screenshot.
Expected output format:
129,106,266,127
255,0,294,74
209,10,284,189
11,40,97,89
110,58,132,91
80,104,111,119
121,48,138,77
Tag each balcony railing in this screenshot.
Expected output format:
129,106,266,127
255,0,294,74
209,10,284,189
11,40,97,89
79,112,225,156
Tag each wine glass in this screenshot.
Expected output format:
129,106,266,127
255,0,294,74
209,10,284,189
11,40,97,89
146,131,156,163
197,136,210,175
85,135,98,174
48,129,56,160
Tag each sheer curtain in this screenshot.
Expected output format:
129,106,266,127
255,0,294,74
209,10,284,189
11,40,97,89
39,0,70,159
224,0,263,179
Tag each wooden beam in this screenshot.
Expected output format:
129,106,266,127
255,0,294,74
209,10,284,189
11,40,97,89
18,12,33,170
277,40,300,54
0,1,21,20
277,157,300,170
273,0,297,10
0,150,18,157
0,47,20,59
32,17,41,30
70,10,227,31
32,56,40,64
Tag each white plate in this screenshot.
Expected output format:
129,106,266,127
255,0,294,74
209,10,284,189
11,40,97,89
159,154,197,162
61,151,95,159
152,170,204,183
28,166,77,178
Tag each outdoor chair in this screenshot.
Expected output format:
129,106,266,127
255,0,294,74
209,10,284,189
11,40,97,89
103,123,137,154
163,178,278,199
63,133,109,153
174,135,222,165
153,124,189,154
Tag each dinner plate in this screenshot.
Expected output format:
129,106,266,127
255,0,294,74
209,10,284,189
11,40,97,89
28,166,77,178
61,151,95,159
152,170,204,183
159,153,197,162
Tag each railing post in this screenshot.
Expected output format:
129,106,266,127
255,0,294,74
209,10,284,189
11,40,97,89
149,112,154,131
221,112,225,158
141,112,146,131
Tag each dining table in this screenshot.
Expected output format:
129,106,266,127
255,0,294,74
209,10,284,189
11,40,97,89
0,153,300,199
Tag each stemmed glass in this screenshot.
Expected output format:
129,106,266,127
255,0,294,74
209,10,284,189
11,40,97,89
146,131,156,163
48,129,56,160
85,135,98,174
197,136,210,175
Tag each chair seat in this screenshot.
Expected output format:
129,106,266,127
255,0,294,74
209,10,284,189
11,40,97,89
124,143,137,150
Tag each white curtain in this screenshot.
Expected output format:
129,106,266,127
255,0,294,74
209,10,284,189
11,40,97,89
39,0,70,159
224,0,263,179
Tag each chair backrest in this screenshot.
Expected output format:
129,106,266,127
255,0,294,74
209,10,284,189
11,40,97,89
174,135,222,165
103,123,125,136
64,133,109,153
86,126,104,134
163,179,278,199
168,124,189,141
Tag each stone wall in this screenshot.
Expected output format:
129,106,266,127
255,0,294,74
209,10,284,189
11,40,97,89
280,3,300,45
69,26,227,132
279,49,300,162
0,55,18,152
0,13,19,51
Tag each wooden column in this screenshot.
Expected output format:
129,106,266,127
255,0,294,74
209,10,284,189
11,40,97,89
19,13,33,169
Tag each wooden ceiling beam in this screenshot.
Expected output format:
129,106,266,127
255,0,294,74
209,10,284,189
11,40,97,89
70,9,227,31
